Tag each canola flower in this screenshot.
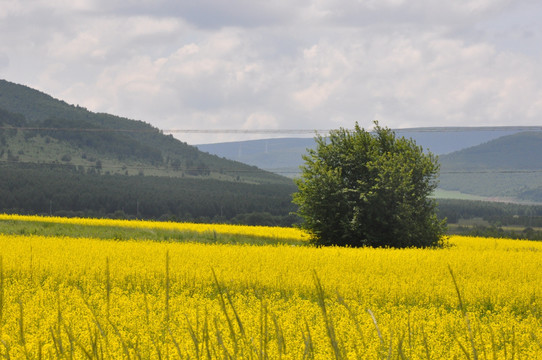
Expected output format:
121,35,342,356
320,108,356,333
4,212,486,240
1,219,542,358
0,213,308,241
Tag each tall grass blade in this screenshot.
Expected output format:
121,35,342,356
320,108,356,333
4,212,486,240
1,340,11,360
260,300,269,360
313,271,343,360
214,317,233,360
211,268,238,356
165,251,170,325
17,300,25,347
17,299,31,360
151,335,162,360
453,333,472,360
80,290,111,359
63,322,93,360
0,256,3,337
55,290,64,356
449,265,478,360
105,257,111,320
185,314,201,360
168,328,184,359
367,308,384,345
337,293,366,349
49,327,62,358
420,324,431,360
302,319,314,360
272,312,286,358
203,309,212,360
108,319,132,360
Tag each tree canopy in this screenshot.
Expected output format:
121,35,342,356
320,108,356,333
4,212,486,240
293,122,446,248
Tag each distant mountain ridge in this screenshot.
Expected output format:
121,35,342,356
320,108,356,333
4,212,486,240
198,128,542,203
439,131,542,170
197,127,524,176
438,131,542,202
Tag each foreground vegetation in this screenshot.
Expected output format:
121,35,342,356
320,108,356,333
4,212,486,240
1,215,542,358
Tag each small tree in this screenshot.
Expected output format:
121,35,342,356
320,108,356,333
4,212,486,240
293,122,446,248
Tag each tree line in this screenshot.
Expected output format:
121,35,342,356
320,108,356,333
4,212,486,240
0,163,299,226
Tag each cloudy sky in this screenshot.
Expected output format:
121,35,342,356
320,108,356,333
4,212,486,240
1,0,541,144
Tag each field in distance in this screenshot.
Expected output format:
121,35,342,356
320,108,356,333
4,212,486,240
1,214,542,358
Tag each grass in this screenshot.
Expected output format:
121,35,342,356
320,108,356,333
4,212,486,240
432,189,502,202
0,218,308,246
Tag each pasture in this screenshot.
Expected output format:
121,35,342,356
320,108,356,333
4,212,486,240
1,214,542,359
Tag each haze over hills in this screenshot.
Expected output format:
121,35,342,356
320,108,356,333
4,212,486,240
198,128,542,204
197,128,524,177
438,131,542,202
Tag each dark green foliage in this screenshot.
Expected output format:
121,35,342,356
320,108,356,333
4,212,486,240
0,162,298,224
438,131,542,201
0,107,27,145
517,187,542,202
436,199,542,224
440,131,542,171
293,122,446,248
452,225,542,240
230,212,300,227
38,117,163,164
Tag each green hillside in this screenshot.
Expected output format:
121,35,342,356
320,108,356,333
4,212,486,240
0,80,297,223
440,131,542,170
439,131,542,202
0,79,290,184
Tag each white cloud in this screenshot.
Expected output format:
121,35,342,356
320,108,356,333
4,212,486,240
0,0,541,144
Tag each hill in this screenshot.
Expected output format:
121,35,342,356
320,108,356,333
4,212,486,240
197,127,522,177
198,128,542,204
0,79,297,223
439,131,542,202
198,138,316,176
0,79,290,184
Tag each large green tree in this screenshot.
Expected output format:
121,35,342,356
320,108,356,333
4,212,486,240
293,122,446,248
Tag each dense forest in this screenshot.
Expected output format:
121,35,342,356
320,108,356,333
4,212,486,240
0,163,299,226
3,160,542,233
438,131,542,200
437,199,542,239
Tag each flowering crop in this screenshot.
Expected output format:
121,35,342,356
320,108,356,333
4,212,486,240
1,218,542,358
0,213,308,241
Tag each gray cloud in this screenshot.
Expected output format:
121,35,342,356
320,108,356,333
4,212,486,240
86,0,307,28
0,53,8,69
1,0,541,143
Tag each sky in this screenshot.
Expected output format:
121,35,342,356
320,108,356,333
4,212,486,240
1,0,541,144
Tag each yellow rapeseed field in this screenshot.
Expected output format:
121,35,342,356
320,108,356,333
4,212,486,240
0,213,308,241
1,215,542,359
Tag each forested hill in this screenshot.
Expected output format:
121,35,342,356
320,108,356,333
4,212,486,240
0,79,297,223
440,131,542,171
197,128,522,177
438,131,542,202
0,79,289,185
